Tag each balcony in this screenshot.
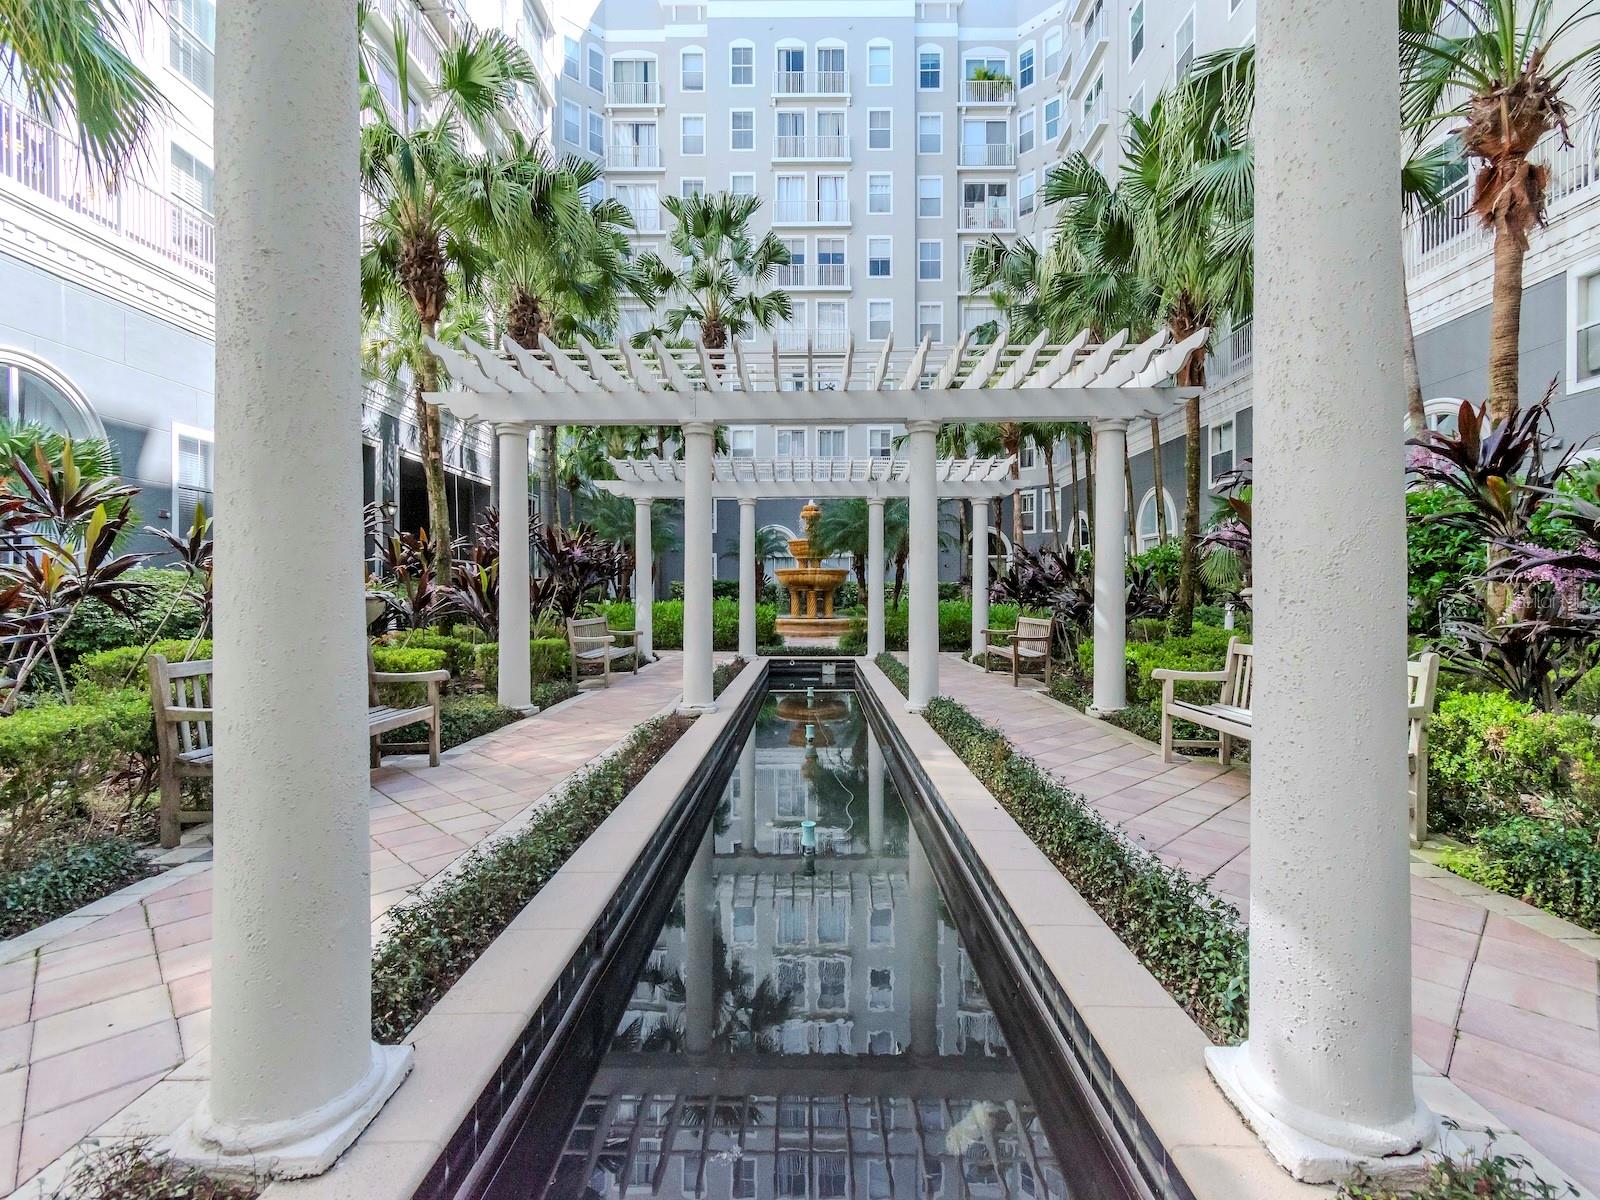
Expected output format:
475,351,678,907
771,71,851,98
959,79,1015,106
813,264,850,288
1080,93,1108,147
606,144,663,170
774,262,807,287
0,99,215,282
959,203,1013,232
1069,9,1108,97
773,327,849,351
607,80,662,107
957,144,1017,169
1210,320,1253,380
624,204,665,233
772,135,850,162
772,200,851,226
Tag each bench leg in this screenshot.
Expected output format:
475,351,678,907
1219,733,1233,768
370,736,381,769
1010,654,1019,688
428,683,442,767
158,764,182,850
1159,710,1175,763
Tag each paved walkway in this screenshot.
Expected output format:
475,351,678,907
0,658,689,1197
935,655,1600,1193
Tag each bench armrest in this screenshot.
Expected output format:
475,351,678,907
609,629,640,644
1407,703,1430,721
371,669,451,684
1150,668,1228,682
161,706,213,721
571,633,616,648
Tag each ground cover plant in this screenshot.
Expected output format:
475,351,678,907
1339,1133,1576,1199
0,835,148,939
46,1139,261,1200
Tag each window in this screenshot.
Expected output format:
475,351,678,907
918,240,942,281
776,108,805,155
0,356,103,443
681,177,705,198
168,0,214,95
817,958,847,1006
868,109,892,150
917,176,943,218
1044,96,1062,141
868,302,892,342
1018,45,1035,89
1208,419,1236,485
681,48,705,91
817,45,844,89
681,1157,703,1197
561,99,580,144
817,427,847,458
1020,490,1037,533
681,114,705,155
868,174,892,214
816,300,846,347
1130,86,1145,119
1019,443,1037,471
868,43,892,86
729,427,756,457
730,172,755,197
562,36,580,81
868,426,893,458
777,1152,807,1198
587,110,604,155
173,425,214,535
869,967,893,1009
1130,2,1145,64
1175,9,1195,76
1043,28,1063,78
1137,488,1175,551
776,428,807,458
816,239,845,287
730,43,753,86
587,45,603,91
917,303,943,344
733,1160,756,1200
1571,261,1600,390
918,114,942,155
919,48,941,90
170,145,214,213
730,109,754,150
1018,109,1035,155
868,236,892,277
1019,171,1036,217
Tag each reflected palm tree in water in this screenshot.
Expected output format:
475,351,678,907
711,928,797,1053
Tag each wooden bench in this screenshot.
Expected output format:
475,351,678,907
148,650,450,848
567,616,640,686
1153,640,1441,845
982,615,1055,686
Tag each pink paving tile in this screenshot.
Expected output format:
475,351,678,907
1456,991,1600,1074
1459,1082,1600,1194
152,914,211,954
1410,915,1483,958
1411,893,1489,935
0,1026,32,1074
28,955,165,1021
392,833,469,864
16,1070,167,1184
0,1067,24,1126
0,989,29,1032
28,983,173,1062
40,903,149,950
25,1019,181,1118
35,929,155,985
143,889,212,928
1412,1013,1456,1074
0,962,34,998
168,971,210,1019
1472,933,1599,993
0,1119,17,1195
156,940,209,983
1450,1032,1600,1133
1465,962,1599,1030
1410,945,1474,994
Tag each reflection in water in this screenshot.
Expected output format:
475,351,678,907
545,692,1072,1200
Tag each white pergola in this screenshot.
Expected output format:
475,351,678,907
199,0,1428,1187
597,456,1019,669
424,326,1205,714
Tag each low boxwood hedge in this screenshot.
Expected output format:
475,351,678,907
1441,817,1599,933
839,600,1027,655
73,639,214,690
598,599,777,650
379,694,534,754
0,835,150,940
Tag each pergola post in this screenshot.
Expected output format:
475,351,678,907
866,497,886,657
969,499,989,662
738,497,758,658
680,421,716,712
496,423,532,711
181,0,410,1176
1205,0,1434,1181
905,421,940,711
1090,420,1128,714
633,498,653,660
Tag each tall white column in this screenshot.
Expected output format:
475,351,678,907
906,421,940,711
1205,0,1433,1182
738,497,758,658
866,497,886,657
680,421,716,712
738,741,757,852
496,423,532,711
1090,420,1128,715
182,0,410,1176
633,498,654,660
683,827,715,1055
907,838,939,1055
867,736,884,856
969,499,990,661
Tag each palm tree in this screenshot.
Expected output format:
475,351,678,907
358,12,537,576
636,191,793,349
752,523,790,600
1,0,163,181
1402,0,1600,420
1401,142,1462,430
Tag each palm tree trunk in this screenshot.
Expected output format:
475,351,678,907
1045,446,1061,550
1122,445,1135,557
1402,274,1426,434
1068,442,1081,548
539,425,559,535
1487,221,1529,422
1004,424,1023,545
1169,316,1207,636
416,326,453,581
1149,418,1168,542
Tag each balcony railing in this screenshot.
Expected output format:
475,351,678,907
772,70,849,96
774,327,848,351
773,199,851,224
1081,91,1108,141
960,202,1013,230
773,135,851,160
1210,320,1253,380
0,99,215,281
606,143,661,169
607,80,661,106
814,264,849,288
960,79,1014,104
775,263,807,287
958,143,1016,168
625,204,664,232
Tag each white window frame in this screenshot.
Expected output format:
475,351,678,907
918,239,942,282
1018,170,1036,217
1175,7,1196,76
730,41,754,86
867,424,894,456
171,422,214,536
868,108,893,151
562,36,580,81
680,177,705,198
1018,108,1035,156
1018,43,1035,90
815,426,848,459
1568,256,1600,393
680,113,706,156
867,173,892,215
917,113,943,155
775,427,808,458
1044,96,1062,142
730,108,755,151
587,109,604,155
867,304,892,344
867,236,892,278
918,45,942,91
730,172,756,197
1207,418,1236,487
1019,490,1037,534
867,41,892,86
917,302,943,345
561,99,581,144
1129,1,1145,66
680,46,706,92
587,44,604,92
917,175,943,218
1136,487,1176,551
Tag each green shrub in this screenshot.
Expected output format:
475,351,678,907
843,601,1022,655
370,646,448,709
530,680,578,711
1441,818,1599,932
0,836,149,940
380,694,529,752
47,1138,262,1200
384,630,476,678
530,638,570,683
875,652,909,695
370,713,695,1042
599,599,776,650
1341,1134,1577,1199
1407,486,1486,636
712,657,748,698
73,639,214,690
53,568,208,669
1565,664,1600,716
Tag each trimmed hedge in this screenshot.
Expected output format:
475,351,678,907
371,713,695,1042
73,639,214,690
598,599,777,650
840,600,1024,655
370,646,449,709
383,630,477,678
530,637,570,682
1441,818,1599,933
54,567,208,669
0,836,150,939
712,657,747,698
379,694,533,754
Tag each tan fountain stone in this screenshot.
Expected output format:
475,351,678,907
774,500,852,639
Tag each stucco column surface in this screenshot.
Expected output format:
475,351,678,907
738,741,757,852
496,424,532,711
1090,421,1128,715
634,498,654,660
679,421,716,712
1204,0,1435,1181
684,828,715,1054
867,736,885,856
905,421,940,711
179,0,411,1177
970,499,990,662
866,497,886,657
738,497,758,658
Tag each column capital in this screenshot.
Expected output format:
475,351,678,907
737,496,758,508
634,495,652,510
1091,417,1130,433
866,495,887,508
904,419,941,435
681,419,717,437
492,420,533,437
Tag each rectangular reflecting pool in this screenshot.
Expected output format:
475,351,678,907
468,679,1144,1200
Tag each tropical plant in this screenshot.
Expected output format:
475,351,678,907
988,545,1093,654
753,523,790,599
532,525,632,618
635,191,792,349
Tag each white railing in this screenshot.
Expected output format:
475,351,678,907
961,79,1014,104
958,143,1016,167
1080,5,1107,54
0,99,216,281
815,264,849,288
626,204,664,232
1210,320,1253,379
772,70,849,96
773,70,808,95
773,135,850,160
607,80,661,106
1081,90,1108,139
773,199,851,224
607,143,661,169
960,202,1013,230
775,263,807,287
815,70,849,96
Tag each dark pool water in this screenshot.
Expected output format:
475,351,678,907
537,689,1079,1200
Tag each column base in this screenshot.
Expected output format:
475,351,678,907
171,1042,413,1180
1086,705,1126,718
906,701,928,715
1206,1044,1436,1185
677,701,719,715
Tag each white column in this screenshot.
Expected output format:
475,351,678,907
496,424,532,711
680,421,716,712
738,741,757,852
1090,420,1128,715
1205,0,1433,1182
907,838,939,1056
181,0,410,1176
867,736,885,856
738,497,758,658
683,828,715,1055
866,497,887,657
633,498,654,661
969,498,990,661
905,421,940,711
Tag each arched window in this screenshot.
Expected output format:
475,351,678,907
0,352,103,441
1423,396,1470,435
1066,510,1091,550
1136,488,1175,551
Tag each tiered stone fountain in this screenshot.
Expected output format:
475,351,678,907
774,500,851,639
